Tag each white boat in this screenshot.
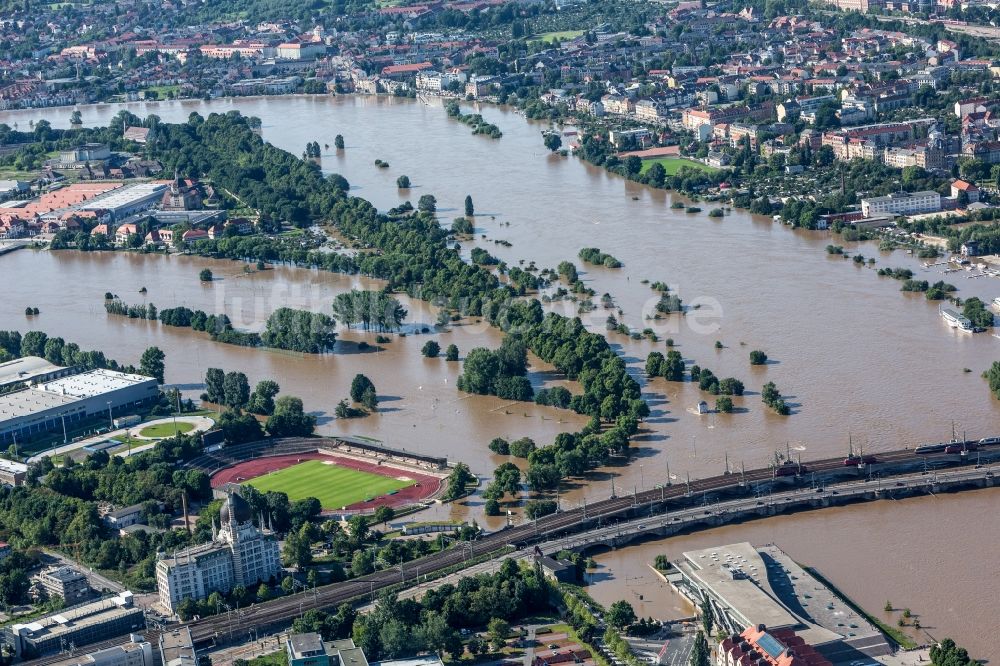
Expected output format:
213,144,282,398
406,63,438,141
993,297,1000,309
941,306,973,332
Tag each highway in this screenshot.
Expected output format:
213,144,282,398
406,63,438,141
19,440,1000,666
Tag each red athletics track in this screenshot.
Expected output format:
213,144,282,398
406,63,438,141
210,452,444,511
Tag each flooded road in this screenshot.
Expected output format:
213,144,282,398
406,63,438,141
2,96,999,651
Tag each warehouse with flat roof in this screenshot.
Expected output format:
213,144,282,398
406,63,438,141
0,368,158,445
79,183,168,221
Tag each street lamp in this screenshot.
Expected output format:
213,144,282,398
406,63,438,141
106,401,113,429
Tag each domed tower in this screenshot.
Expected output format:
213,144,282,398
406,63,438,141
220,491,253,528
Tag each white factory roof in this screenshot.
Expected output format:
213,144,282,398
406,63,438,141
36,369,156,398
79,182,166,212
0,356,63,386
0,388,78,420
0,369,156,422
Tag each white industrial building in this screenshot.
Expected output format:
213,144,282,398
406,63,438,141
79,183,169,222
860,190,941,217
156,492,281,613
0,356,77,391
0,368,159,446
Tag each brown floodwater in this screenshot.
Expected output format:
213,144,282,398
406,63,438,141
3,96,999,648
584,487,1000,658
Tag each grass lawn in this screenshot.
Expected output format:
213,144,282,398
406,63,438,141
247,651,288,666
144,85,180,99
639,157,718,176
138,421,195,438
246,460,412,509
531,30,584,43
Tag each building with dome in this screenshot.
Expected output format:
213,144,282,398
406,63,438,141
155,491,282,614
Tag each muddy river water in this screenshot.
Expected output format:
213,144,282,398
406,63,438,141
2,96,997,653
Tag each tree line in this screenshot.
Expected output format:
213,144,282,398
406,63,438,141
106,299,339,353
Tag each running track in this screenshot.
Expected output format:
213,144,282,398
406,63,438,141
209,452,443,511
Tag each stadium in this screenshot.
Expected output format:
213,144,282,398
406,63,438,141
190,437,449,514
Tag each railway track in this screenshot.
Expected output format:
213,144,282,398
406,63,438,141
182,443,989,643
21,442,995,666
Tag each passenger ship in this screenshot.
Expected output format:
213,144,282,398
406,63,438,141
940,306,973,332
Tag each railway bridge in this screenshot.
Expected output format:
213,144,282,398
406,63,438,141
530,465,997,553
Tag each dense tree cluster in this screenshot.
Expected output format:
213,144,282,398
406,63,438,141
203,367,314,441
983,361,1000,400
443,463,475,501
332,290,407,332
578,247,622,268
291,561,548,661
457,337,533,401
445,100,503,139
761,381,790,415
930,640,973,666
962,297,994,329
645,350,685,381
687,366,744,396
261,307,337,353
112,299,339,352
147,112,348,227
0,434,209,591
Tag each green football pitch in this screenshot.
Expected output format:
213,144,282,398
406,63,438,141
245,460,412,508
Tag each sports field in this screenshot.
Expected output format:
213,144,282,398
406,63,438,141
639,157,718,176
531,30,584,43
139,422,195,438
246,460,412,509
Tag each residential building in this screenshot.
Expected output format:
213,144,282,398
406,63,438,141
0,459,27,486
287,633,330,666
276,42,325,60
155,492,281,613
717,625,831,666
103,504,145,529
159,627,196,666
123,127,151,144
534,555,576,583
4,592,143,658
37,565,92,603
861,191,941,217
328,639,368,666
59,144,111,166
608,128,652,149
951,179,980,203
955,97,989,118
